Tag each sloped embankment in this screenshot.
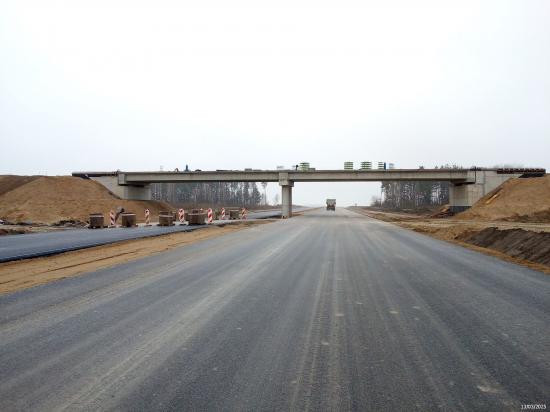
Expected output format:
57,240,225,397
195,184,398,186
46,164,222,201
0,175,40,197
458,228,550,266
0,176,172,225
455,175,550,222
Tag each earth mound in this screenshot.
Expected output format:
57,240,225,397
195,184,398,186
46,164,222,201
0,176,172,224
455,175,550,222
0,175,40,197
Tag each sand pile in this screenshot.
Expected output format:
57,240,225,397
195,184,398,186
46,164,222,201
0,176,172,224
455,175,550,222
0,175,40,197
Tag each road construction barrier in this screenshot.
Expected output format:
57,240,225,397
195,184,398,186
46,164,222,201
187,209,207,225
158,211,175,226
158,214,174,226
178,208,185,225
207,208,213,224
241,208,247,220
144,209,151,226
121,213,137,227
109,210,116,228
221,208,226,220
89,213,104,229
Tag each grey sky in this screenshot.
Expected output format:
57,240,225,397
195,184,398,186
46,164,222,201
1,1,549,205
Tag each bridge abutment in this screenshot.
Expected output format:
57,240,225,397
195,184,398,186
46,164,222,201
448,183,483,213
90,176,152,201
449,170,523,212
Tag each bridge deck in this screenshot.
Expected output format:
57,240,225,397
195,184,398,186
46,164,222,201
74,169,479,184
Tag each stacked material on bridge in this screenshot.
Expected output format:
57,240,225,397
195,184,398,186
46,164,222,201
344,162,354,170
455,174,550,222
0,176,172,225
360,162,372,170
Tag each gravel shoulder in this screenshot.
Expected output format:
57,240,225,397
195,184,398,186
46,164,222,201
350,207,550,274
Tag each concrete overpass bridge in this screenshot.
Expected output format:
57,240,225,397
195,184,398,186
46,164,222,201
73,168,545,218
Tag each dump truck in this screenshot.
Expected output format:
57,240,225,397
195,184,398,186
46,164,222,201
326,199,336,211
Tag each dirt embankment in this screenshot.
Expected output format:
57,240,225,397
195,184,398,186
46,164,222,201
352,207,550,274
0,176,172,225
455,175,550,222
460,228,550,266
0,175,41,197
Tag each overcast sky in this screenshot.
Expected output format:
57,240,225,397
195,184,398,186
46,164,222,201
1,1,549,205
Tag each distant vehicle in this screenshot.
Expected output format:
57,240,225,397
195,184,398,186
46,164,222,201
326,199,336,211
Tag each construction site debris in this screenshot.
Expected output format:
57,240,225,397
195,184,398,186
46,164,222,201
120,213,137,227
51,220,87,228
89,214,105,229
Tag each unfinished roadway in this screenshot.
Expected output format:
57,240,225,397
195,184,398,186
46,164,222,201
0,209,292,263
0,209,548,411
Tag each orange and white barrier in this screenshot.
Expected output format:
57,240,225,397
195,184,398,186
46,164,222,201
207,208,213,224
221,207,226,220
241,208,247,220
109,210,116,227
144,209,150,226
178,208,185,224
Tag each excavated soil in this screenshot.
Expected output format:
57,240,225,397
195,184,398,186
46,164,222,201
0,175,40,197
458,228,550,266
0,176,172,224
455,175,550,222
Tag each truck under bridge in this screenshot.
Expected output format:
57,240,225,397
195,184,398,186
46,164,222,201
72,168,546,218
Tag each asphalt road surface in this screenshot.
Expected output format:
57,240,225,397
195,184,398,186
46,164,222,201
0,209,548,411
0,209,289,263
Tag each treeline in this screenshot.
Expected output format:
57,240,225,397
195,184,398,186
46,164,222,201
151,182,263,207
374,165,462,210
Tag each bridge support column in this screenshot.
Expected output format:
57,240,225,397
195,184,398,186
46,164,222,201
279,172,294,218
281,185,293,218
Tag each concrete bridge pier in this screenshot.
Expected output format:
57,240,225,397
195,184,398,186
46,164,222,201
281,184,293,218
279,173,293,218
